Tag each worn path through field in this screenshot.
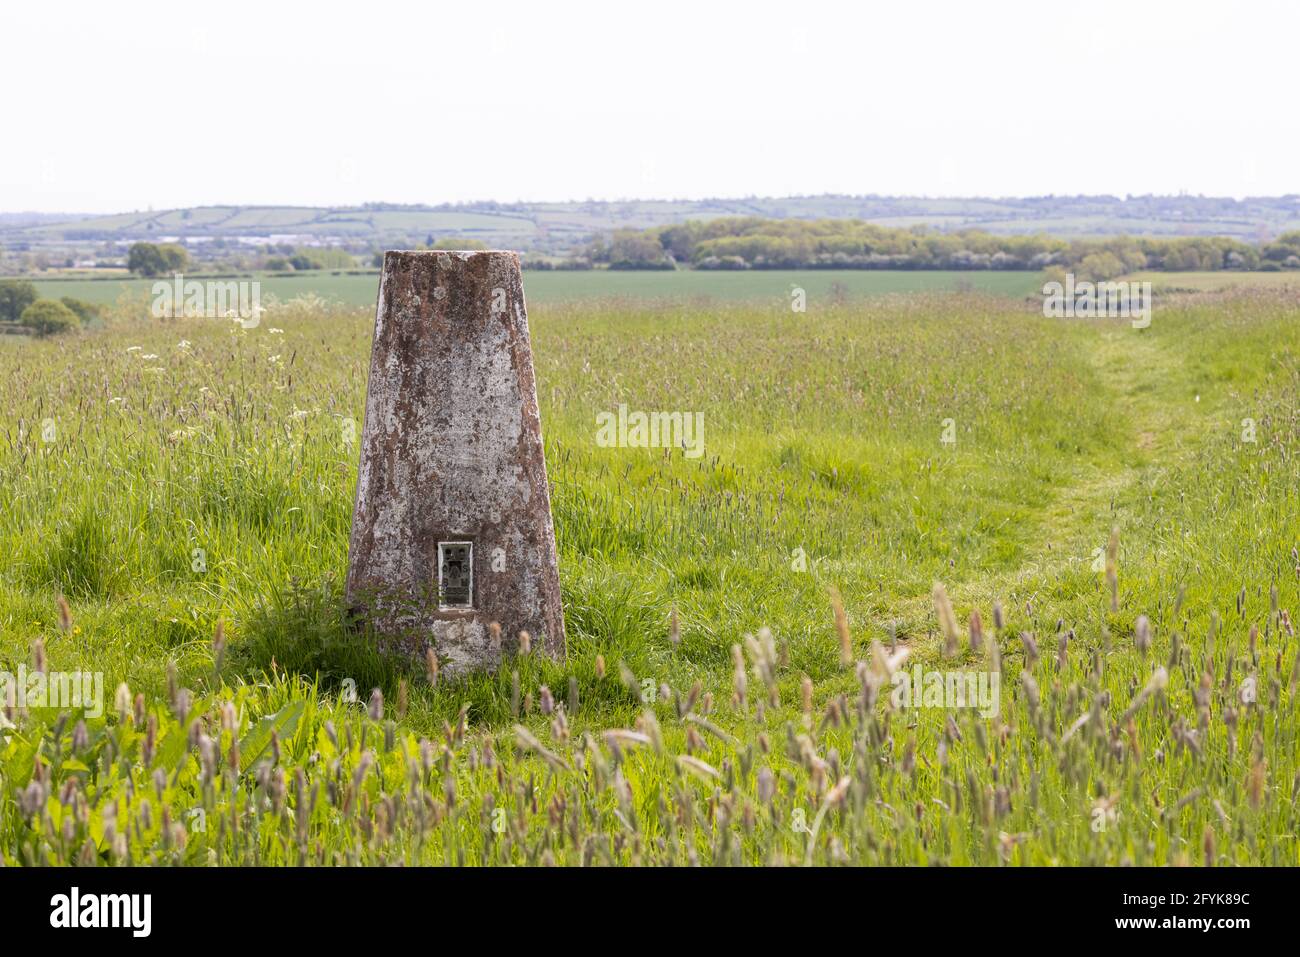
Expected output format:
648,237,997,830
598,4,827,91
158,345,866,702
889,319,1208,649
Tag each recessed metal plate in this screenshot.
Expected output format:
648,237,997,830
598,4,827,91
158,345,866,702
438,542,473,609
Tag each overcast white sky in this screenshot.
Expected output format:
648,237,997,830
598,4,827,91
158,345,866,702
2,0,1295,213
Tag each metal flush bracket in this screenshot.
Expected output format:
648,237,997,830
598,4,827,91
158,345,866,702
437,541,473,609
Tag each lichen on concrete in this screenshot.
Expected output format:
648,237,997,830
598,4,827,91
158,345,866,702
346,250,564,673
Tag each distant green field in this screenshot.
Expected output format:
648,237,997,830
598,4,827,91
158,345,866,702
1123,270,1300,292
26,269,1042,308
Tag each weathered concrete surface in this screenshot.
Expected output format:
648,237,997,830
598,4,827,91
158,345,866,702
345,251,564,672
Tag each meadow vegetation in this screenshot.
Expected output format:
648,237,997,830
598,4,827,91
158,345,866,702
0,287,1297,865
22,268,1043,311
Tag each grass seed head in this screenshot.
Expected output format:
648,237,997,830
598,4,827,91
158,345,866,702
213,619,227,672
932,583,960,658
1134,615,1151,656
969,609,984,654
1105,527,1120,611
829,587,853,666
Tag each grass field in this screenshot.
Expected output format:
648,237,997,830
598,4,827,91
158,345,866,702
1,287,1298,865
1123,270,1300,293
26,269,1045,309
26,269,1300,309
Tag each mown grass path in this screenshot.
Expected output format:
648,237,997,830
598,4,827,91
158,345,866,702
891,316,1208,649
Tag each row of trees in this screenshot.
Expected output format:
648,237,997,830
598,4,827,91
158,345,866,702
265,246,357,271
0,279,98,336
586,218,1300,277
126,242,189,277
126,241,365,276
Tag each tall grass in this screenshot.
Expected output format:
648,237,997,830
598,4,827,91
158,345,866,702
1,289,1297,864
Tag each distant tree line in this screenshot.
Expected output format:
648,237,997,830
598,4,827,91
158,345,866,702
0,278,99,336
264,246,357,272
125,241,368,276
585,218,1300,277
126,242,189,277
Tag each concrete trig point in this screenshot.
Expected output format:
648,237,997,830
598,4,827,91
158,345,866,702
345,250,564,672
